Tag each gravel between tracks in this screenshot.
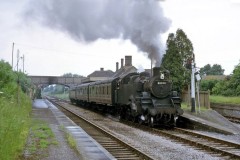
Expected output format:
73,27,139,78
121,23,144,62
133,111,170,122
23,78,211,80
64,102,232,160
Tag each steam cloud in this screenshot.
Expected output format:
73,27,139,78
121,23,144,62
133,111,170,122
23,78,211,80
25,0,171,66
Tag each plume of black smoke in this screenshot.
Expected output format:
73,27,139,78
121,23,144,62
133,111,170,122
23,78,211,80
24,0,171,66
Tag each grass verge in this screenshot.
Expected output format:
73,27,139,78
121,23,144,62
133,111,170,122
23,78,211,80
59,125,77,150
181,102,211,113
66,133,77,149
210,95,240,105
0,93,32,160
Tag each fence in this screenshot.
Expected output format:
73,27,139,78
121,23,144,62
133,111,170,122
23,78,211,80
181,90,210,108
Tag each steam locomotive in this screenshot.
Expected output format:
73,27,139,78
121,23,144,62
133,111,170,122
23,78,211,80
69,67,183,126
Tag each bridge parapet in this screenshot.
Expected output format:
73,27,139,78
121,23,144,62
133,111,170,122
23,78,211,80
28,76,85,87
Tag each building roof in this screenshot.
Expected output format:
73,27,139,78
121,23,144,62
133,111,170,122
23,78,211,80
112,66,137,78
144,69,152,76
87,70,114,78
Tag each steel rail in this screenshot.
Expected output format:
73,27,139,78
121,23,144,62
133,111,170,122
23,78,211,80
48,96,240,159
225,116,240,124
48,97,155,160
127,120,240,159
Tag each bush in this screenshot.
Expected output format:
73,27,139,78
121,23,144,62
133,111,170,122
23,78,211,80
200,79,219,93
221,88,236,96
212,80,227,95
0,60,16,90
211,62,240,96
236,85,240,96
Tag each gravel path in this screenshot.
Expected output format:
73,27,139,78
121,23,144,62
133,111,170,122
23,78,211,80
42,124,82,160
22,99,82,160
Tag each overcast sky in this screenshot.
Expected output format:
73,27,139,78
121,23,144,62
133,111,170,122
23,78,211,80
0,0,240,76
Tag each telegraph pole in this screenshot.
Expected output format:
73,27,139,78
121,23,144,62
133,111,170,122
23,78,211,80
22,55,25,73
17,49,20,72
12,42,14,69
16,49,21,107
191,54,196,112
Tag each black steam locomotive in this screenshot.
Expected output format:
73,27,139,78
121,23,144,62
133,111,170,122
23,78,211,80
69,67,183,126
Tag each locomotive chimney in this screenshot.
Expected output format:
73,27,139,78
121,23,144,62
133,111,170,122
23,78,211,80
100,68,104,71
153,67,161,77
116,62,119,71
121,58,124,68
125,55,132,66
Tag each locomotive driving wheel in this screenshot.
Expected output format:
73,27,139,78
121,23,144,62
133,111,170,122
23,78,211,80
126,107,132,121
147,115,155,127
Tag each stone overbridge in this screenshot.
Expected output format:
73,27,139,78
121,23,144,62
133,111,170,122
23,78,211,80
28,76,85,88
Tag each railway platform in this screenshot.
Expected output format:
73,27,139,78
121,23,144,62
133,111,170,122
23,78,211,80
32,99,116,160
180,109,240,135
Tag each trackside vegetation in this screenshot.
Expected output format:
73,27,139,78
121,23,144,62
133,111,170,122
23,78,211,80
199,62,240,104
200,62,240,97
0,60,32,159
210,95,240,105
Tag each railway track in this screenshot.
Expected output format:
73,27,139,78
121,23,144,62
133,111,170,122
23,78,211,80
47,97,154,160
225,116,240,124
211,104,240,124
125,120,240,159
48,97,240,159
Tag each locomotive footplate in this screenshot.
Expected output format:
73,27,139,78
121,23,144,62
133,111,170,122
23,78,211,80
148,106,178,116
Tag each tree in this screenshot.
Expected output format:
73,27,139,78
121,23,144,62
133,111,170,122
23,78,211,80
62,73,83,77
211,64,225,75
228,62,240,95
200,64,224,75
175,29,194,67
162,29,194,92
200,64,211,75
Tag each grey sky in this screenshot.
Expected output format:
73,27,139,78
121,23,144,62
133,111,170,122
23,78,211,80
0,0,240,76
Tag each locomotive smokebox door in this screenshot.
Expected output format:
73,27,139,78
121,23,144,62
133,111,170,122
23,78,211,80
160,73,164,79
